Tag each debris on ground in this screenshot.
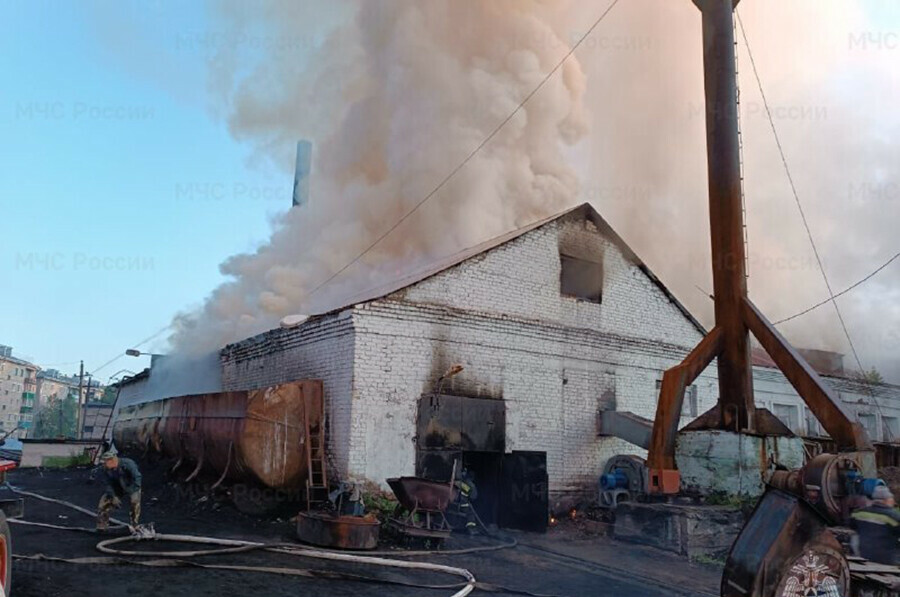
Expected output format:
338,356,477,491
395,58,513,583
4,460,719,597
548,504,613,538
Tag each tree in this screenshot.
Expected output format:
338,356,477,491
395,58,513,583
32,396,79,439
853,367,884,385
100,385,118,405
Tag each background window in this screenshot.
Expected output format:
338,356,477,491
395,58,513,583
883,416,899,441
773,403,799,432
656,380,698,417
681,386,699,418
804,408,822,437
857,414,877,439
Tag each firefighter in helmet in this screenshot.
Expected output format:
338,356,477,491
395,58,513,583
454,467,479,535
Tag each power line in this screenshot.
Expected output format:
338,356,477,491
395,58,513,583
35,361,80,369
89,324,171,377
774,251,900,325
303,0,622,302
737,12,892,440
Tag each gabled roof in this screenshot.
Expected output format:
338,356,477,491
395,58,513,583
309,202,706,336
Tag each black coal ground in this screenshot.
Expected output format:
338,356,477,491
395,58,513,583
4,462,717,597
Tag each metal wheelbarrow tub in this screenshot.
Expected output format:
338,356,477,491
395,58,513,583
386,476,457,512
386,476,458,541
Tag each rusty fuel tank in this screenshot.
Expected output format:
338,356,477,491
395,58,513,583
113,380,323,490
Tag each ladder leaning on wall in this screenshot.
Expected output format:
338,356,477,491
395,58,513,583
304,390,328,506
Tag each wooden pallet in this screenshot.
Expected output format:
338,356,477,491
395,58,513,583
849,556,900,595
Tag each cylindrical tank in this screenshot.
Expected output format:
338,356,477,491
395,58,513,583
113,380,323,490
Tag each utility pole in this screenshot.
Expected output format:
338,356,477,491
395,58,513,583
57,393,63,439
76,361,84,439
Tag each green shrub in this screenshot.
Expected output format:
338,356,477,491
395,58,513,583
41,453,92,468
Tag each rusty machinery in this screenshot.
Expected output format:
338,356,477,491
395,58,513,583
643,0,874,496
601,0,873,504
598,1,887,595
724,454,887,597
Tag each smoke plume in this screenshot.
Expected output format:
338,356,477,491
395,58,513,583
173,0,900,382
171,0,591,353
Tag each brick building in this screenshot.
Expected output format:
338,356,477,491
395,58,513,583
80,402,113,440
119,203,899,511
219,204,714,508
35,369,79,412
752,351,900,445
0,346,38,437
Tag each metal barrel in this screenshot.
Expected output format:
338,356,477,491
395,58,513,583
113,380,323,490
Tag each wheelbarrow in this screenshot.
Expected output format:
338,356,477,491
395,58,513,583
386,463,458,544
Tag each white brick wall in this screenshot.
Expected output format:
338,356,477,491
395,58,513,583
220,213,718,501
346,214,713,499
221,310,357,476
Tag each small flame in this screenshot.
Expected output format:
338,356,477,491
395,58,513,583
569,508,577,520
549,516,557,525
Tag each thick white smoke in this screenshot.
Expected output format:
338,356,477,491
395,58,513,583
171,0,591,352
172,0,900,382
573,0,900,381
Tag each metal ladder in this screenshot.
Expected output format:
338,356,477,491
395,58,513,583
304,393,328,505
734,15,750,283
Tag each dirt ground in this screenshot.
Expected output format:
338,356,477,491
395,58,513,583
2,460,721,597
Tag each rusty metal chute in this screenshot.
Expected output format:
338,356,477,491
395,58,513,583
597,411,654,450
113,380,324,490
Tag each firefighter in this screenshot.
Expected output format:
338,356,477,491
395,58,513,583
454,468,479,535
851,485,900,565
96,449,142,531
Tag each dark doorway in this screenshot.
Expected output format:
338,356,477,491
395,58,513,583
415,395,548,531
462,450,503,526
499,451,549,532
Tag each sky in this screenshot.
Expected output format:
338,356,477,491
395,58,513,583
0,1,341,381
1,1,899,384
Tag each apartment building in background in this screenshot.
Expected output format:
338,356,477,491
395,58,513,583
36,369,80,410
0,345,39,437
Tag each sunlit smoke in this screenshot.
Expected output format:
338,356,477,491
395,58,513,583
171,0,591,354
170,1,899,382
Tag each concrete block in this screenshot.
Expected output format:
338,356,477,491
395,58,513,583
676,430,805,497
613,501,744,558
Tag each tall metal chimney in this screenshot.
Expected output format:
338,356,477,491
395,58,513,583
292,140,312,208
694,0,755,431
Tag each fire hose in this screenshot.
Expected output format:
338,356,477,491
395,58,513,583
6,487,555,597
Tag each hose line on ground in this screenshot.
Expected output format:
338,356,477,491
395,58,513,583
96,533,477,597
9,487,129,528
9,486,562,596
10,487,478,597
